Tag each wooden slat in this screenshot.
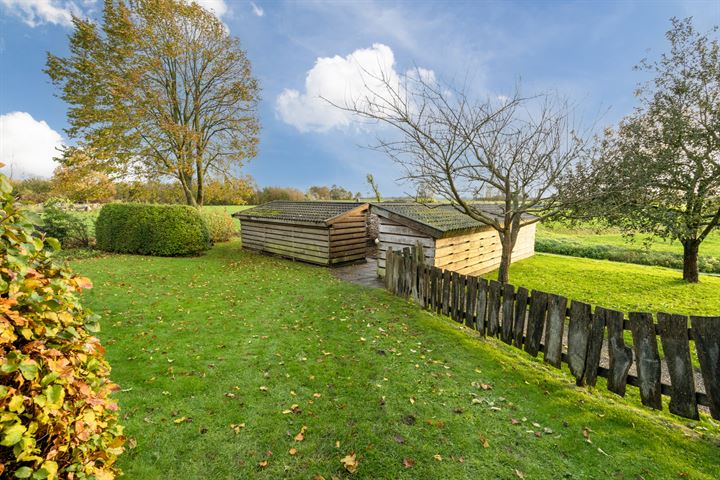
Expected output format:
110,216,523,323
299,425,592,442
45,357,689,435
629,312,662,410
243,241,329,265
525,291,548,357
441,269,451,316
242,230,330,249
582,307,606,387
690,315,720,420
657,313,698,420
242,232,329,255
476,278,488,334
501,283,515,344
544,294,567,368
512,287,529,349
241,226,329,244
604,307,633,397
465,276,478,328
330,226,366,236
487,280,502,337
567,301,592,385
241,221,328,236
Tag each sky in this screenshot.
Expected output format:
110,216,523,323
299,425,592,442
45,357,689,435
0,0,719,196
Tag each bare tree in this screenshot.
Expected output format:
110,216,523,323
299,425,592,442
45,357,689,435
331,71,593,283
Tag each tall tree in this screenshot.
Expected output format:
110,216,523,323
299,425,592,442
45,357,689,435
335,73,592,283
46,0,260,206
563,18,719,283
366,173,382,202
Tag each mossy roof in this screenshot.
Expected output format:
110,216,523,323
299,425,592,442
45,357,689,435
372,202,527,237
233,201,368,226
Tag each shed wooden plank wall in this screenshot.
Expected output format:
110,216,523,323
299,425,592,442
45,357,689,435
241,220,331,265
329,209,368,265
434,223,536,276
377,217,435,275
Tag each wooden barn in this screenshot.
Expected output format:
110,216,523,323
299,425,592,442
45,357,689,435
234,201,370,266
372,203,536,277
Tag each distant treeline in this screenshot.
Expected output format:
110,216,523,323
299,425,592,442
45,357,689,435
11,175,363,206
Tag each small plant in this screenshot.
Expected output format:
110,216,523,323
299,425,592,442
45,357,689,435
95,203,210,256
0,172,124,478
201,210,237,243
39,199,94,248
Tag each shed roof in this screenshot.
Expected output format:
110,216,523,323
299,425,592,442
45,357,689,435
372,202,528,238
234,201,368,226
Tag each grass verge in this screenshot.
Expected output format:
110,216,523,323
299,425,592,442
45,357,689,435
73,241,720,479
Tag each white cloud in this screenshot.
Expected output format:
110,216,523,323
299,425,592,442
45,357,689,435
277,43,433,133
250,1,263,17
0,0,82,27
191,0,228,18
0,112,64,179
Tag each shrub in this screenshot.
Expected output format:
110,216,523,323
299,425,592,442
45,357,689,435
95,203,210,256
201,210,237,243
39,199,95,248
0,173,124,478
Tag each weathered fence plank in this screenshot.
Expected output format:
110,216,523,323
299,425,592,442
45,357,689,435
451,272,462,322
512,287,529,349
487,280,502,337
691,316,720,420
476,278,488,334
525,291,548,357
657,313,698,420
567,301,592,385
441,269,451,316
629,312,662,410
582,306,606,387
429,267,438,311
465,276,477,328
500,283,515,344
544,294,568,368
604,307,633,396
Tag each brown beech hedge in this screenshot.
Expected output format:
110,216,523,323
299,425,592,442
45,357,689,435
0,172,124,479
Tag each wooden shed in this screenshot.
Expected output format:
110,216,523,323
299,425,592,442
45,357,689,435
234,201,370,266
373,203,536,277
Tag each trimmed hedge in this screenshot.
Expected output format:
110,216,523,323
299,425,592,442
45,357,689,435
535,237,720,274
96,203,210,256
200,209,237,243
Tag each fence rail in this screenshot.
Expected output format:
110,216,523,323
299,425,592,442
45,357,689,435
385,245,720,421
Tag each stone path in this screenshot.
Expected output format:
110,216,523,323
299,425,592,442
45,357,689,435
332,258,384,289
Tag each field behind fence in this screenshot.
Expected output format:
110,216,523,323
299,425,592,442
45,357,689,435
384,245,720,421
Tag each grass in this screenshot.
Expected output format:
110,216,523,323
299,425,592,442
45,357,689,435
538,222,720,257
483,253,720,316
73,241,720,479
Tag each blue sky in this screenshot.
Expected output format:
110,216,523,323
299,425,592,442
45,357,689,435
1,0,719,196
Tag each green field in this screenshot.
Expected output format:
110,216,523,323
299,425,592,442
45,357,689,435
73,241,720,479
483,253,720,316
538,222,720,257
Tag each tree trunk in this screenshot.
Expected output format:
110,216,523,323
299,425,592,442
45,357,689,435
682,239,700,283
497,229,513,284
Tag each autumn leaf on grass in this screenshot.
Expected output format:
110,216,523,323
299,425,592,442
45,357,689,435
294,425,307,441
433,454,443,462
258,460,268,469
259,386,268,392
479,433,490,448
403,457,415,469
173,416,191,424
514,469,525,478
230,423,245,434
289,447,298,456
282,404,302,415
341,453,359,473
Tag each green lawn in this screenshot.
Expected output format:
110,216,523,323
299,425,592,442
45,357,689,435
73,241,719,479
483,253,720,316
538,222,720,257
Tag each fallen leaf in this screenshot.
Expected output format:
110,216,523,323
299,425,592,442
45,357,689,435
514,469,525,478
294,425,307,441
403,457,415,469
289,447,298,456
127,438,137,449
313,393,322,398
173,416,190,424
433,454,443,462
534,431,542,438
340,453,359,473
258,460,268,468
511,418,521,425
479,433,490,448
259,386,268,392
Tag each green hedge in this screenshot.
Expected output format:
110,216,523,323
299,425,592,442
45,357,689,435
535,237,720,274
96,203,210,256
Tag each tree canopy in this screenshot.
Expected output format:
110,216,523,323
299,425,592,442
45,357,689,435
46,0,260,206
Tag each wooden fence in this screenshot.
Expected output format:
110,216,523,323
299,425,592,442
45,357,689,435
385,246,720,421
